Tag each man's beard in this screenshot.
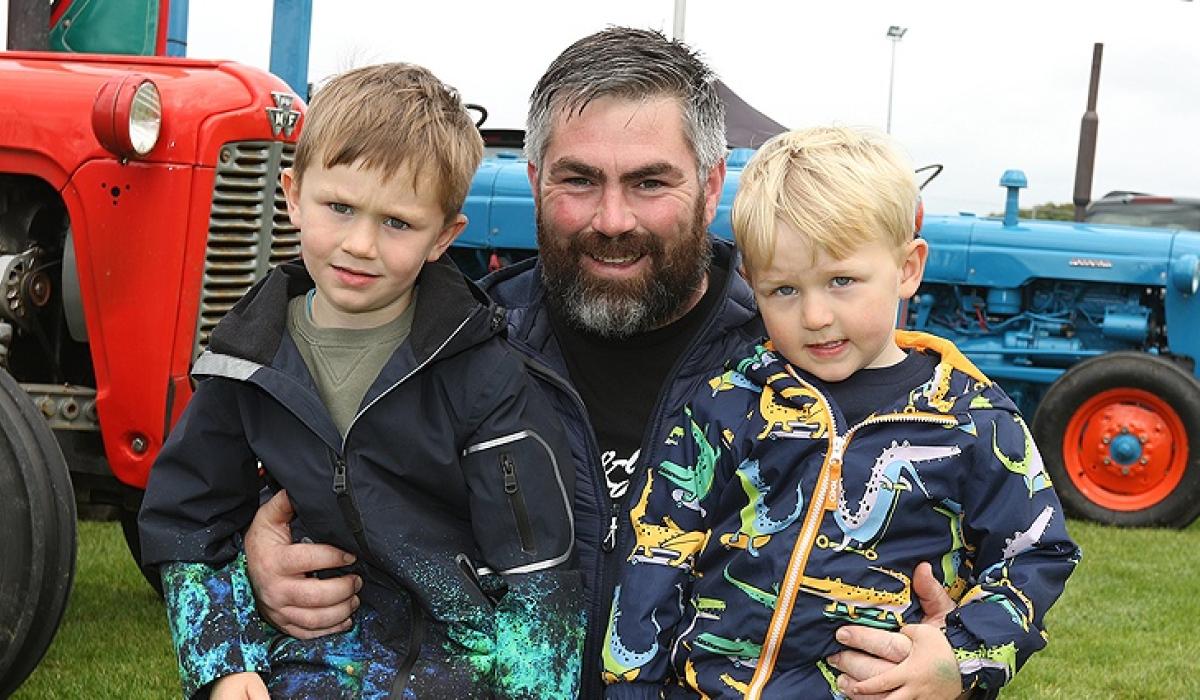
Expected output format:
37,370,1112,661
537,197,712,339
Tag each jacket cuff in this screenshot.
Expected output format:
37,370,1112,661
493,570,585,699
161,554,277,698
944,613,1014,698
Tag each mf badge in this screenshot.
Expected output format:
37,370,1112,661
266,92,301,138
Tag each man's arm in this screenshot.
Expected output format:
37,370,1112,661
243,490,362,639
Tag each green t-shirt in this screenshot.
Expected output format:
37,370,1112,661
286,289,416,437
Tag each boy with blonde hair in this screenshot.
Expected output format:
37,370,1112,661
140,63,582,699
604,126,1078,699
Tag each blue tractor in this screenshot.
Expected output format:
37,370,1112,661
454,151,1200,529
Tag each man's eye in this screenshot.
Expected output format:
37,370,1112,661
329,202,352,215
564,177,593,187
830,277,854,288
383,217,410,231
637,179,665,191
773,285,797,297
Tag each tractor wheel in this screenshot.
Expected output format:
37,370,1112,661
0,368,77,697
118,502,163,596
1033,352,1200,528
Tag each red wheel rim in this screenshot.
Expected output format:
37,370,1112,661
1062,388,1188,511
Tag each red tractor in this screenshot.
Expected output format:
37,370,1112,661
1,1,306,692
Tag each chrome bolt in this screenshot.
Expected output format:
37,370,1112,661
1102,437,1110,444
131,436,148,454
1103,458,1111,465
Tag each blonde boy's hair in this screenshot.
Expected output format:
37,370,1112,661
292,63,484,222
732,126,918,274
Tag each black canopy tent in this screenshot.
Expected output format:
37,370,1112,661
717,79,787,149
476,79,787,153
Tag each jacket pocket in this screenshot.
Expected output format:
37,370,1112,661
462,430,574,575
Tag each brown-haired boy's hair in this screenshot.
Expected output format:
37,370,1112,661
292,62,484,222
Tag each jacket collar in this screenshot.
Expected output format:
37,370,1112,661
209,256,501,367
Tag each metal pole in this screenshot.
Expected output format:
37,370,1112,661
270,0,313,99
673,0,687,41
887,39,897,133
7,0,50,51
166,0,189,57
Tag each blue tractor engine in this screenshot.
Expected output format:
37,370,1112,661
456,152,1200,529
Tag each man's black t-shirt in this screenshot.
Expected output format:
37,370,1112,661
549,264,727,500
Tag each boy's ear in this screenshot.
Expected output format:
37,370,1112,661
899,238,929,299
429,213,468,262
280,168,302,227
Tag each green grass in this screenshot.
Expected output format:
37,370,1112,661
14,521,177,699
13,518,1200,698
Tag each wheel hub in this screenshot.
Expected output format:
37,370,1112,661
1065,387,1187,510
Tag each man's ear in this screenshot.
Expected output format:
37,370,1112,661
280,168,302,227
899,238,929,299
702,159,727,227
526,162,541,209
429,214,468,262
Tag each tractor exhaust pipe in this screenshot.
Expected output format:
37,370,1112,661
1073,43,1103,222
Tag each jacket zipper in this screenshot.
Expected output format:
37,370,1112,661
330,308,478,699
746,372,958,698
501,451,537,554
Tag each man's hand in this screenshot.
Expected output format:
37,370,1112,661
825,562,958,688
244,490,361,639
210,672,270,700
832,624,962,700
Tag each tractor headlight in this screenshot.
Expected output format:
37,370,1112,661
1170,254,1200,295
92,74,163,159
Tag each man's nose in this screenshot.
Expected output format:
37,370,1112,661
591,186,637,237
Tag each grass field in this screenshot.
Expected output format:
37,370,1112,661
13,518,1200,698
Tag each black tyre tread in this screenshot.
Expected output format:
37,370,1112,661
1032,352,1200,528
0,369,76,697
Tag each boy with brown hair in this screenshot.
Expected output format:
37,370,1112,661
140,62,582,699
604,126,1078,699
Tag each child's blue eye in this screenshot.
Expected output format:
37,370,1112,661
773,285,797,297
830,276,854,288
329,202,352,215
383,217,410,231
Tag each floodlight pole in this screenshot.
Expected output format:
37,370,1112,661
673,0,687,40
886,25,908,134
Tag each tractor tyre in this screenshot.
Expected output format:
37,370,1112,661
1033,352,1200,528
0,368,77,697
118,501,163,597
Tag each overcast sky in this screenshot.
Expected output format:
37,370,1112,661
5,0,1199,216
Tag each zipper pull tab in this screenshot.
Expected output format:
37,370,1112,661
602,502,620,552
501,453,518,494
332,457,347,494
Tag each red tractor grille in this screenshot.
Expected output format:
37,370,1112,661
196,141,301,356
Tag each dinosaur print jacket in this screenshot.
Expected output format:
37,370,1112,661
139,258,583,699
603,331,1079,699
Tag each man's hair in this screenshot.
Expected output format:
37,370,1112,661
292,62,484,222
525,27,726,180
733,126,919,274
